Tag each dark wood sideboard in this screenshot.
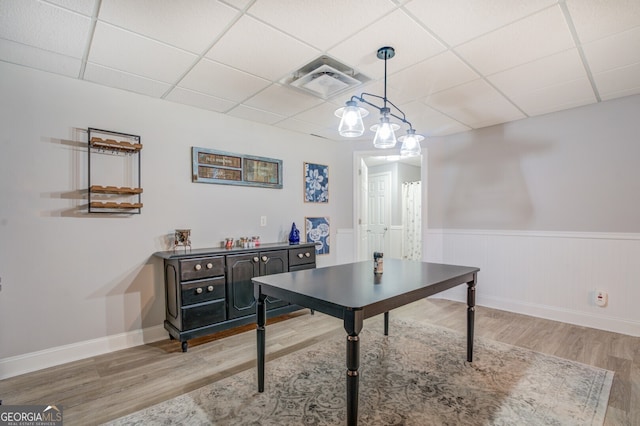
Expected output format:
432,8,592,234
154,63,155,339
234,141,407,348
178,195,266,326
154,242,316,351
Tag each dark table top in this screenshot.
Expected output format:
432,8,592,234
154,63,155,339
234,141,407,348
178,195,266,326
253,259,479,319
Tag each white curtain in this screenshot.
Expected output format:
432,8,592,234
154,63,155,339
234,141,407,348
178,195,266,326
402,181,422,260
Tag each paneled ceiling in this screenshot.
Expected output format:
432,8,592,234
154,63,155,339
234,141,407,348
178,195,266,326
1,0,639,142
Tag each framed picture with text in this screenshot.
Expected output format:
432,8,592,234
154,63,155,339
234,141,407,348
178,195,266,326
192,147,283,189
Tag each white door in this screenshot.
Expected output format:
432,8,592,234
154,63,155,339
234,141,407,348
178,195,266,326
367,172,391,257
358,159,369,261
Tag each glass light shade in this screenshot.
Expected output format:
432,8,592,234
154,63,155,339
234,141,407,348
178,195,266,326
398,129,424,156
335,101,368,137
371,114,399,149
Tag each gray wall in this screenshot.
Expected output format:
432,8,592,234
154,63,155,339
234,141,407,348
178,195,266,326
0,61,352,361
426,94,640,232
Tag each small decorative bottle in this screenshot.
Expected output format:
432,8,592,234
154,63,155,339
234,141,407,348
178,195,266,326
289,222,300,245
373,252,384,274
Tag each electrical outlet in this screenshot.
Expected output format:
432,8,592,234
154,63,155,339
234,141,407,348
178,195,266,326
260,216,267,227
595,290,608,307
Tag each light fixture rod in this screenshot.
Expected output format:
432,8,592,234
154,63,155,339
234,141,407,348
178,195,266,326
348,93,413,130
382,47,389,109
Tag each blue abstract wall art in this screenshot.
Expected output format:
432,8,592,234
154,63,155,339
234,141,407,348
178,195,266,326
305,217,330,255
304,162,328,203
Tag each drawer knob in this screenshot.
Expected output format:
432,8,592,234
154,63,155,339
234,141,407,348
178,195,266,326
305,252,311,258
194,264,202,271
206,262,213,269
253,257,259,263
207,285,214,292
297,253,304,259
261,255,268,262
196,287,203,294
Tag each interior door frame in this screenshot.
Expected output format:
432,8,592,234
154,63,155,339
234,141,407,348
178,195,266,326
353,150,427,262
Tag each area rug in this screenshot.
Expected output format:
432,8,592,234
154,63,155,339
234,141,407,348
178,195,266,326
107,319,613,425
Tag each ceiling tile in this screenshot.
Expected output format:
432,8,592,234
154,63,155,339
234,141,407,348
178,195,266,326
248,0,395,51
165,87,237,113
290,101,343,127
219,0,252,10
205,15,320,81
404,0,557,46
243,84,324,117
455,5,575,75
582,27,640,74
84,63,172,97
594,62,640,100
396,100,471,137
0,38,81,77
508,78,596,116
226,104,286,125
566,0,640,43
88,22,197,83
387,51,480,102
45,0,97,16
328,9,446,79
0,0,92,58
179,58,271,102
98,0,239,53
488,49,588,96
426,79,526,128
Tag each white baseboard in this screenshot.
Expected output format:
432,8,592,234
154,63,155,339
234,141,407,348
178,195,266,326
0,324,168,380
435,293,640,337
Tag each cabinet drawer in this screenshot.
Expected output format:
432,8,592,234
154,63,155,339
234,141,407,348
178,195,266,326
180,256,224,281
289,247,316,267
181,277,225,306
289,263,315,272
182,300,226,329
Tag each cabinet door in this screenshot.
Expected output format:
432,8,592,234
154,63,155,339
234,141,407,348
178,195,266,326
260,250,289,310
226,253,260,319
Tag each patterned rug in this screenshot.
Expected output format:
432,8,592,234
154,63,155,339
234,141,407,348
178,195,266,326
107,320,613,425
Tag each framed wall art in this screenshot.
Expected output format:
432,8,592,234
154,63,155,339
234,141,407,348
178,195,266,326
192,147,283,189
305,216,330,255
304,162,328,203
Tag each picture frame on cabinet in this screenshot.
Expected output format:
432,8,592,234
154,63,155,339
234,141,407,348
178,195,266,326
304,162,328,203
305,216,330,255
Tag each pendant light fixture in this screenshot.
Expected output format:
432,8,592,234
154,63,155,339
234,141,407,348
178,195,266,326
334,46,423,156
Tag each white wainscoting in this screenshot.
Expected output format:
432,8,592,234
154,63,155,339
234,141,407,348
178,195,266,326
336,228,355,264
389,225,403,259
426,229,640,337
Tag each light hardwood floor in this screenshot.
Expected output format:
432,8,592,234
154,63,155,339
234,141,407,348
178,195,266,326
1,298,637,425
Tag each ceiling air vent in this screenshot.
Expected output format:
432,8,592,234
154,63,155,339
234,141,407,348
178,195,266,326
285,56,369,99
